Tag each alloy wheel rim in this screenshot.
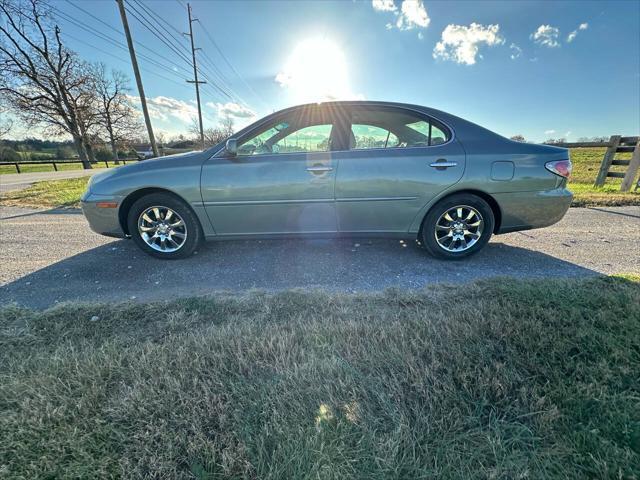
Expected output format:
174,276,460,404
138,206,187,253
434,205,484,253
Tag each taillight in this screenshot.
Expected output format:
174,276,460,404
545,159,572,178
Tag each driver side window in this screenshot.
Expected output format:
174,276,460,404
274,124,333,153
237,117,334,156
237,124,283,156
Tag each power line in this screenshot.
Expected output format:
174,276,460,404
123,1,239,104
59,0,257,112
129,0,243,104
58,31,189,89
124,2,193,67
53,4,192,79
195,20,265,108
130,0,185,41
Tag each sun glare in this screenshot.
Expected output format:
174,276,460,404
275,38,361,104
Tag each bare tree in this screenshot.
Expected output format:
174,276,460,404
220,116,234,136
189,116,234,148
0,107,12,139
92,63,141,163
0,0,95,168
509,134,526,142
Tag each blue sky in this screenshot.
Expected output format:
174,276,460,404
19,0,640,141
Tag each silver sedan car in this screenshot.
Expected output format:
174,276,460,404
81,101,573,259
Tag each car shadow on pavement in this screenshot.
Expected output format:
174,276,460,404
0,237,599,309
0,207,83,220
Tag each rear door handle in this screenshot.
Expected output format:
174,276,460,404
306,166,333,172
429,160,458,168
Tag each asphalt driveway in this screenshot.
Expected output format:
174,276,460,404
1,205,638,308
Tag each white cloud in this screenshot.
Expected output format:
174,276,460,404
544,129,555,135
567,22,588,42
565,131,572,137
417,32,424,40
207,101,256,119
373,0,430,32
510,43,522,60
396,0,430,30
372,0,396,12
531,25,560,47
433,23,505,65
127,95,198,123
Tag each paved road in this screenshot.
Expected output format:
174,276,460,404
0,169,106,193
1,205,638,308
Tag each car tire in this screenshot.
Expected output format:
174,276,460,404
420,193,494,260
127,192,202,259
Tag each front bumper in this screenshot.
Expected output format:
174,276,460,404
81,191,126,238
494,187,573,234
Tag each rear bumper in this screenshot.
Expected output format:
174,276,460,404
494,187,572,234
80,191,126,238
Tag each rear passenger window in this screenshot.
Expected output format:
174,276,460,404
349,108,450,150
351,124,399,149
431,125,447,145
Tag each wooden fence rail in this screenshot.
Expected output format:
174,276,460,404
546,141,610,148
0,158,137,174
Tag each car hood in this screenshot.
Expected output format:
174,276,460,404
88,150,206,193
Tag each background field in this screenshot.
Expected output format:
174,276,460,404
1,276,638,479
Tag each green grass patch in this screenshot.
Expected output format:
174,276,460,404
0,177,89,209
1,276,639,478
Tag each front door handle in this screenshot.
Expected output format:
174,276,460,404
306,166,333,173
429,160,458,169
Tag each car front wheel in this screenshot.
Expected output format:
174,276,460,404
127,193,202,259
421,194,494,260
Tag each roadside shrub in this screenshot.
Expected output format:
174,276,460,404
55,146,75,159
94,149,113,162
0,146,20,161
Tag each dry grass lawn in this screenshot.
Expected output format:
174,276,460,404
1,276,639,478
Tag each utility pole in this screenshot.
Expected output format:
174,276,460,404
116,0,159,157
185,3,206,150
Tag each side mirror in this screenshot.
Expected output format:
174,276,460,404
226,138,238,156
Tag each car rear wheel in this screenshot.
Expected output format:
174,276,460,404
421,194,494,260
127,193,202,259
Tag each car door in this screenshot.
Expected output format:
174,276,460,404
335,106,466,233
200,107,343,235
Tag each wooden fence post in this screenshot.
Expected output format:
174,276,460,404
594,135,621,187
620,140,640,192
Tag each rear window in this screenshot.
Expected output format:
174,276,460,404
349,108,451,150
